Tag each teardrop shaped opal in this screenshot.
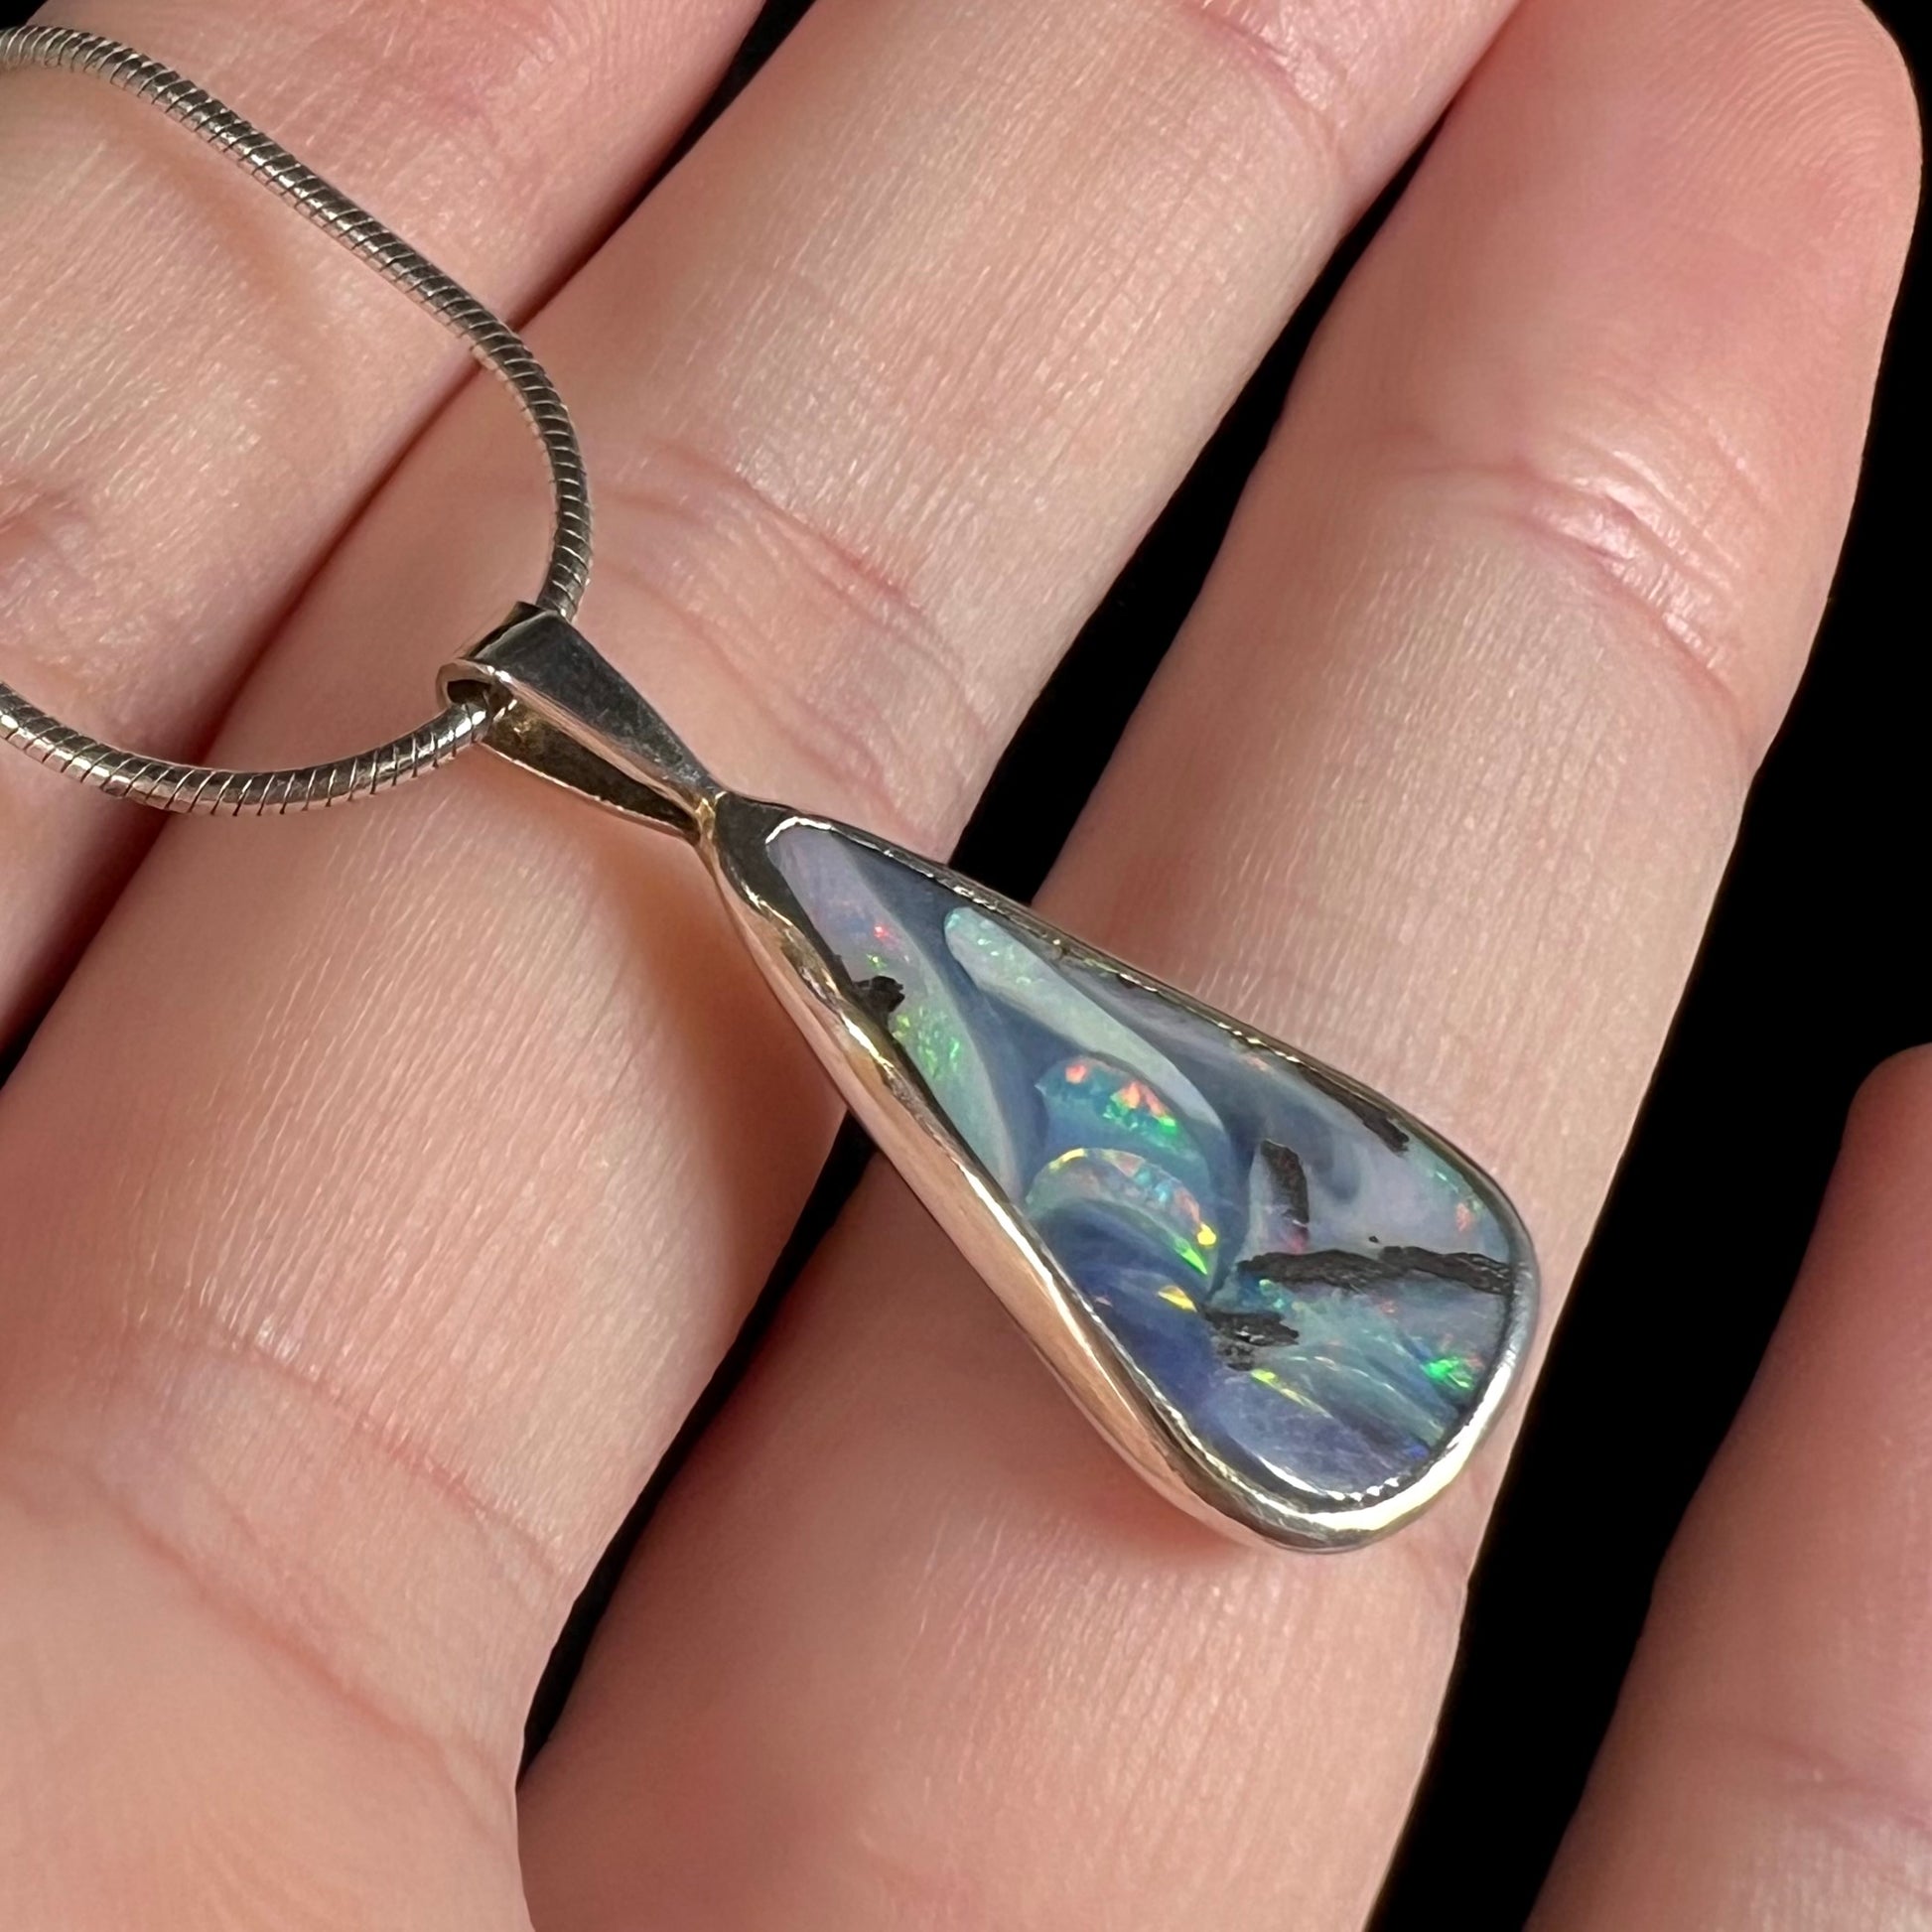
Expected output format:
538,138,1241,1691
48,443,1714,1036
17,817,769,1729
723,806,1534,1543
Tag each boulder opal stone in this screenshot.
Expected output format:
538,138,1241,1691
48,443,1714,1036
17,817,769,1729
768,821,1530,1508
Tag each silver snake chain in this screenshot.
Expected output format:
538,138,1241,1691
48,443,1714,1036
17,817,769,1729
0,23,593,813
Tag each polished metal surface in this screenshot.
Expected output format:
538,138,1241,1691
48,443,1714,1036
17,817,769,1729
0,24,590,812
443,609,718,842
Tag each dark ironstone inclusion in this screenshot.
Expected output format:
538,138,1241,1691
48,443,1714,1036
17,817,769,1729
769,821,1527,1504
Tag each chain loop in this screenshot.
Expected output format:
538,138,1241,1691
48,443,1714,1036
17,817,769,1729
0,24,592,812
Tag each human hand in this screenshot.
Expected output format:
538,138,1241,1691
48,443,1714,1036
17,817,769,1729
0,0,1918,1925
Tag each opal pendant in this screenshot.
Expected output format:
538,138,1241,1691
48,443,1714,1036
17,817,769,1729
447,610,1538,1550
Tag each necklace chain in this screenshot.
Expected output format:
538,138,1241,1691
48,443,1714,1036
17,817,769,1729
0,24,592,813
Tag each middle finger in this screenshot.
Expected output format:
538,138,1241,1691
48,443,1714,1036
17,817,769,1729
0,0,1521,1765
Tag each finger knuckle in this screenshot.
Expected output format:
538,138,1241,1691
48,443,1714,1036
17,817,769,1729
594,436,995,840
1166,0,1365,195
1701,1713,1932,1914
1390,412,1773,776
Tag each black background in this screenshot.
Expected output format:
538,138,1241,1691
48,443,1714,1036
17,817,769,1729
5,2,1924,1924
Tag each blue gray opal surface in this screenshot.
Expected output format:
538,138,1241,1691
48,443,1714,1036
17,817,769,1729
769,822,1526,1504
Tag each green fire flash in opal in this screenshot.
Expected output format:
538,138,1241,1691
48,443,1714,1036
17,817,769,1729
1423,1355,1477,1393
1025,1146,1219,1279
1033,1058,1214,1206
849,928,973,1144
892,1004,966,1090
1103,1079,1179,1142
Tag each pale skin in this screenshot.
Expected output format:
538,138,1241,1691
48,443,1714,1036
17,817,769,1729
0,0,1920,1922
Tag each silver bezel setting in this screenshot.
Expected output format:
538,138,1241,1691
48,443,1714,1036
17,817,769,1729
711,796,1539,1552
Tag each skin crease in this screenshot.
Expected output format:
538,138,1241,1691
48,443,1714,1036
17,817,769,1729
1528,1050,1932,1930
0,4,1913,1932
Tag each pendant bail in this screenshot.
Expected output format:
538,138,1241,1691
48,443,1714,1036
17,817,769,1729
442,608,721,841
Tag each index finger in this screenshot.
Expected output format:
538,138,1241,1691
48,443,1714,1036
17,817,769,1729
0,0,758,1039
